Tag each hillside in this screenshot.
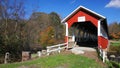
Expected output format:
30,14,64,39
0,52,107,68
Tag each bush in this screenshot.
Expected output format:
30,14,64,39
107,61,120,68
109,45,120,55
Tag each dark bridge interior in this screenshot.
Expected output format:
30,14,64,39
71,21,98,47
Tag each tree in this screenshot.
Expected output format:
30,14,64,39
49,12,64,41
27,12,64,49
109,22,120,33
0,0,65,63
40,26,55,48
27,12,50,45
0,0,26,62
108,22,120,39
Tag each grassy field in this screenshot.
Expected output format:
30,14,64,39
109,40,120,52
0,53,105,68
110,40,120,46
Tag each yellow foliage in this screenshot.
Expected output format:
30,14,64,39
40,26,56,48
110,32,120,39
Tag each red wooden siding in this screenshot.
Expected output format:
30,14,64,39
98,36,108,49
67,11,98,28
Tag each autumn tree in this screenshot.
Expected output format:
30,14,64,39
27,12,50,46
108,22,120,39
40,26,56,48
27,12,64,49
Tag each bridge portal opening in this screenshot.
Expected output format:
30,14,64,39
70,21,98,47
62,6,109,49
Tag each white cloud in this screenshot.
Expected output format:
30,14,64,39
105,0,120,8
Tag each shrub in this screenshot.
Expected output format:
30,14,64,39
40,26,56,48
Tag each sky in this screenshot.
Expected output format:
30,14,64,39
23,0,120,24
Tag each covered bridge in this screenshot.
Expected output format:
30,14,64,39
62,6,109,62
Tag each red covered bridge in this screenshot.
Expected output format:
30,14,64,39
62,6,109,62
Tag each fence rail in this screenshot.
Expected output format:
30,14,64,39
47,43,67,55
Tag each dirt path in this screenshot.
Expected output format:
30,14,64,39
69,46,107,67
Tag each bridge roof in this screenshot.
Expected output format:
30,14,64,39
61,6,106,23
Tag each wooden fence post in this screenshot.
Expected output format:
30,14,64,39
47,48,50,55
58,44,60,53
4,52,10,64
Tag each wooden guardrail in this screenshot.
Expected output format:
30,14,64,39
47,43,67,55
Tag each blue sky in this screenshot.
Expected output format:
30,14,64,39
23,0,120,24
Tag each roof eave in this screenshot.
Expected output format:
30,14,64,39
61,6,106,23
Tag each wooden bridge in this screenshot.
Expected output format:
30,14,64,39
61,6,109,62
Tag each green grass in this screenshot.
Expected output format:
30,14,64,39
107,61,120,68
110,41,120,46
0,53,104,68
31,53,38,58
